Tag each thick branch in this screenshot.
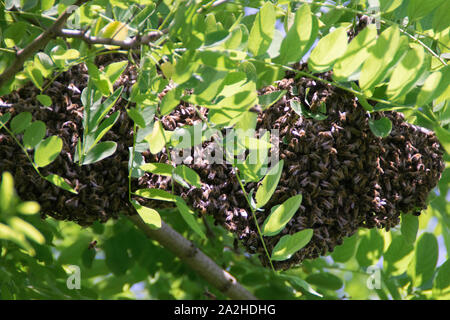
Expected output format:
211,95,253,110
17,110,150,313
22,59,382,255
0,0,89,88
55,28,166,49
128,215,257,300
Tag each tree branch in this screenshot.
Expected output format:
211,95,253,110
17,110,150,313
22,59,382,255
128,214,257,300
0,0,89,88
55,28,167,49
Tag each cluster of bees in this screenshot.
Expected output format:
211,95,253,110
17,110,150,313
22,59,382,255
0,61,445,270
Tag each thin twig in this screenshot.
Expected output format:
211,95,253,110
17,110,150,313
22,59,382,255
55,28,167,49
128,214,257,300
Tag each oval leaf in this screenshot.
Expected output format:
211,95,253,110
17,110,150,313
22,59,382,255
175,197,206,239
173,165,202,189
255,160,284,208
369,117,392,138
11,111,32,134
134,188,176,202
23,120,46,149
140,163,173,177
132,200,161,229
34,136,62,168
262,194,302,236
82,141,117,165
248,2,275,57
45,174,78,194
271,229,313,261
308,27,348,73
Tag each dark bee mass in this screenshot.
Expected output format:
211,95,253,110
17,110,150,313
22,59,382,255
0,57,445,270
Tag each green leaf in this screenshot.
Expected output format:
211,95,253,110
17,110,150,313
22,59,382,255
407,0,446,22
360,25,402,91
132,200,161,229
432,1,450,33
0,171,14,213
384,234,414,276
82,141,117,165
8,217,45,244
0,113,11,129
86,111,120,152
3,21,27,48
145,120,166,154
433,259,450,294
331,234,359,263
290,100,328,120
258,90,286,110
434,126,450,154
306,272,344,291
173,165,202,188
416,66,450,107
308,27,348,73
34,136,62,168
408,232,438,287
369,117,392,138
386,43,426,100
160,88,181,116
401,214,419,244
88,87,123,130
333,25,377,81
127,107,146,128
45,174,78,194
10,112,32,134
16,201,40,215
140,163,173,177
134,188,176,202
255,160,284,208
277,4,318,64
175,197,206,240
248,2,275,57
23,120,46,149
86,62,112,96
104,61,128,84
356,229,384,267
36,94,52,107
262,194,302,236
82,247,96,269
0,223,33,254
271,229,313,261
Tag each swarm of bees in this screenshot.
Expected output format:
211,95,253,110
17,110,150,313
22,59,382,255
179,68,445,269
0,61,445,270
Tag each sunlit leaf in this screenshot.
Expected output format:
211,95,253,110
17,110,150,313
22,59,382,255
277,4,318,64
134,188,176,202
255,160,284,208
132,200,161,229
262,194,302,237
145,120,166,154
45,174,78,194
34,136,62,168
248,2,275,57
333,25,377,81
308,27,348,73
271,229,313,261
140,163,173,177
173,165,202,188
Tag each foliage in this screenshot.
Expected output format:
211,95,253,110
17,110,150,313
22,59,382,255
0,0,449,300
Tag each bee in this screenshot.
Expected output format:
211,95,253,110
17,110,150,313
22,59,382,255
88,240,98,250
